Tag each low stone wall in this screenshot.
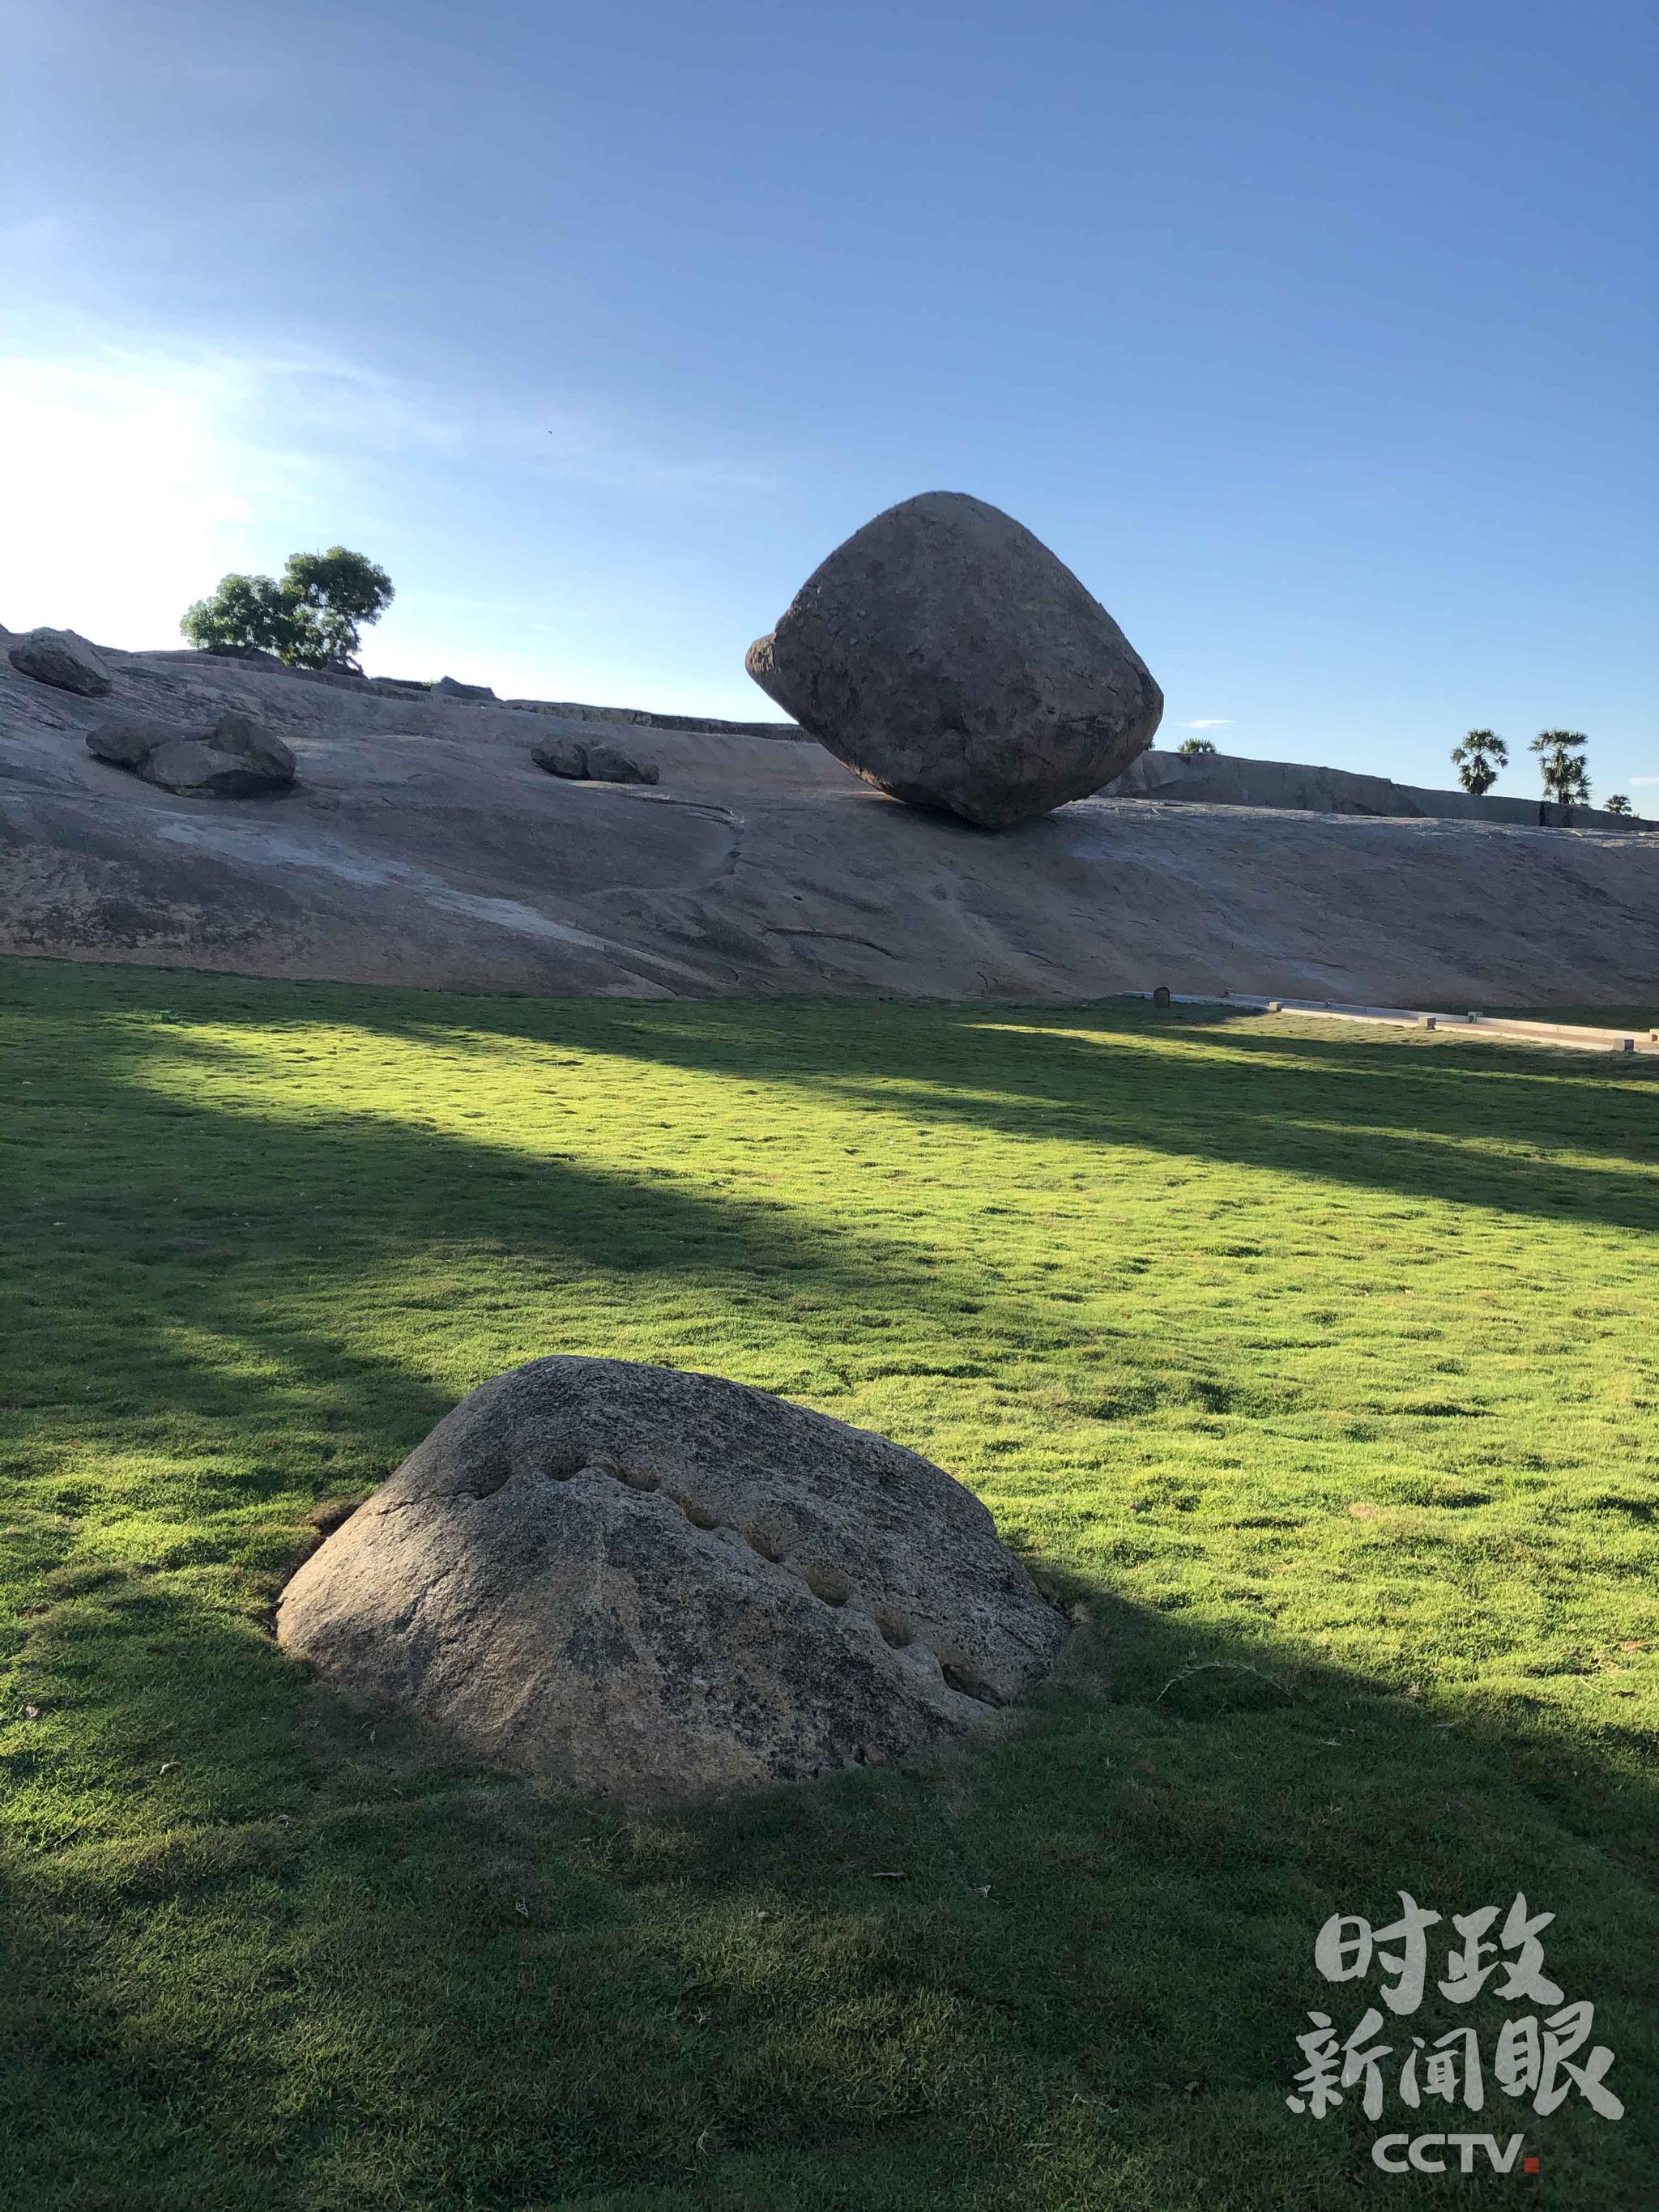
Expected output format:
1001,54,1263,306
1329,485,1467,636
1105,748,1649,831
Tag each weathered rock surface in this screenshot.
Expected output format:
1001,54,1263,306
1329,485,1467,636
5,629,1657,1004
86,716,178,768
9,629,113,698
434,675,496,700
276,1357,1067,1798
86,709,296,797
532,735,659,785
531,735,590,779
584,739,658,785
746,491,1163,829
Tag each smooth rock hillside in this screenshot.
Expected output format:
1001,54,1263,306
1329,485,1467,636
277,1357,1068,1799
2,628,1656,1004
746,491,1163,829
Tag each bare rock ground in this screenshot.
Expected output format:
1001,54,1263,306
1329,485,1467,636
2,629,1655,1004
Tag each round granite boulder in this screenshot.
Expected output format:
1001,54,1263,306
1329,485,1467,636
745,491,1162,829
276,1357,1067,1799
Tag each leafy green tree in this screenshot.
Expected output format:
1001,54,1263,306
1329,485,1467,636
181,548,394,671
1530,729,1590,821
1177,735,1218,758
1450,728,1508,797
179,572,309,662
280,548,394,667
1605,794,1633,816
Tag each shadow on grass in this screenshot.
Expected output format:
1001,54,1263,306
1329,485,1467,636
2,965,1657,2206
544,1001,1659,1238
3,1571,1656,2210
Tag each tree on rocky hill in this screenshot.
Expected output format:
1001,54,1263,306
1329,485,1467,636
1605,793,1633,816
1530,729,1591,822
1176,735,1218,757
1450,728,1508,796
182,548,394,671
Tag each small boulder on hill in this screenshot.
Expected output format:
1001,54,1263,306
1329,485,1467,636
532,736,659,785
86,716,178,768
433,675,496,700
9,629,113,698
746,491,1162,829
276,1357,1068,1799
87,709,296,797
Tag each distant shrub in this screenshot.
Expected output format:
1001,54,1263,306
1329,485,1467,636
1177,735,1218,758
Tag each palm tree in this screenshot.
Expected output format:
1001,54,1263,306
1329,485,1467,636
1177,735,1218,758
1606,794,1633,817
1530,729,1590,823
1450,729,1508,797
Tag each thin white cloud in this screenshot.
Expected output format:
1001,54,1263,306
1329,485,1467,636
1181,718,1231,729
1629,775,1659,787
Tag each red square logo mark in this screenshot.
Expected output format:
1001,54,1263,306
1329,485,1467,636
1524,2155,1542,2176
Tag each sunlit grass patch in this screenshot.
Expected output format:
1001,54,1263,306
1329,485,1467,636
2,961,1657,2209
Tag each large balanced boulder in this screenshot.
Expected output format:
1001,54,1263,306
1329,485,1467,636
87,708,296,797
746,491,1162,829
8,628,113,697
277,1357,1067,1799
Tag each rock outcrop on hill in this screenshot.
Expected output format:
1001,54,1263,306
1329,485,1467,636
746,492,1162,829
532,735,659,784
86,709,296,797
1,624,1655,1005
9,629,113,698
277,1357,1067,1798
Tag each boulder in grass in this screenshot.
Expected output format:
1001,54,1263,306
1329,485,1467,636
276,1357,1068,1801
9,629,113,698
745,491,1162,829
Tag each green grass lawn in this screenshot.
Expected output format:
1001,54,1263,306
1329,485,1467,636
2,958,1656,2210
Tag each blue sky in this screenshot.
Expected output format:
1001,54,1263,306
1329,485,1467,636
4,0,1655,796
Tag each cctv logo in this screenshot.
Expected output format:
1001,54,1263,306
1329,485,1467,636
1372,2134,1539,2176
